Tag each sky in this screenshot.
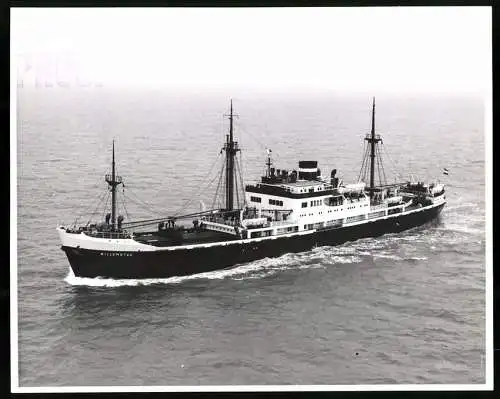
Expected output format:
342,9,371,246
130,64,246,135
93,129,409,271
11,7,491,94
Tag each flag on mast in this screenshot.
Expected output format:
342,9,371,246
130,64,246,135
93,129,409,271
443,168,449,175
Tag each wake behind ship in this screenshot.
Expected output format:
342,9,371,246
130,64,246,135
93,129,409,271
58,98,446,279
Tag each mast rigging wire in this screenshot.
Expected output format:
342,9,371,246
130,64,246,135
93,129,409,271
99,191,111,225
238,121,285,166
83,190,109,226
122,208,240,229
74,189,107,227
238,151,245,201
235,155,245,208
120,188,130,221
123,187,164,216
173,152,224,216
377,145,388,185
375,144,384,186
211,159,226,210
123,209,217,226
358,143,370,183
234,157,240,209
381,142,404,180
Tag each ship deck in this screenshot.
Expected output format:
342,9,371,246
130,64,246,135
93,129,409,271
133,228,238,247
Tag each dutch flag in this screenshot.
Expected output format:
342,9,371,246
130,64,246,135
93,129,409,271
443,168,449,175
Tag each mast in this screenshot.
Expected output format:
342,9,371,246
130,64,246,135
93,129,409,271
364,97,382,197
266,149,272,178
111,141,116,230
105,140,122,231
223,99,240,211
370,97,376,191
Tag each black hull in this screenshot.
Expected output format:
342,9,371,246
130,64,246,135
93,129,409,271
62,204,444,279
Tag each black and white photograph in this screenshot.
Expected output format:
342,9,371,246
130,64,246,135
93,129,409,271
11,6,492,391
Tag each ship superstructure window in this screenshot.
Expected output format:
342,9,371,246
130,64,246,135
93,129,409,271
301,202,307,208
251,229,272,238
250,196,261,203
347,215,366,223
326,196,343,206
269,199,283,206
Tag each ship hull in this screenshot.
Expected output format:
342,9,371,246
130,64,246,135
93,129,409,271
62,203,444,279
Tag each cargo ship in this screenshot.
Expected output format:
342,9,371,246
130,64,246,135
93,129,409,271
58,98,446,279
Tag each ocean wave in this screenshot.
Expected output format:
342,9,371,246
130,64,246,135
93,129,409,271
434,225,484,237
348,240,387,251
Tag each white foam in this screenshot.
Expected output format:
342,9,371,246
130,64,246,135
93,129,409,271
373,253,403,261
326,255,363,264
349,241,386,251
64,267,201,287
406,256,427,261
297,264,326,270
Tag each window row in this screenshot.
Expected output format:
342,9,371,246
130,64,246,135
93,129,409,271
250,196,261,203
269,199,284,206
298,186,324,193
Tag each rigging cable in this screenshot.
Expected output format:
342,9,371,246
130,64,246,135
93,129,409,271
234,157,241,209
236,153,246,207
73,188,107,227
96,190,110,225
381,142,404,180
363,144,370,183
377,144,388,185
122,209,223,229
358,144,365,182
357,138,367,182
120,187,131,221
123,187,164,216
237,122,267,151
238,121,284,167
122,193,158,218
211,159,226,210
358,143,370,183
84,190,109,227
173,152,224,216
375,144,383,186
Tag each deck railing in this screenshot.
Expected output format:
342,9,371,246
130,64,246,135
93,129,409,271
370,203,387,211
84,231,130,239
269,220,295,227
